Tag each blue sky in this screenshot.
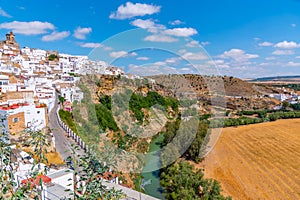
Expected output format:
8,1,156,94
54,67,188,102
0,0,300,78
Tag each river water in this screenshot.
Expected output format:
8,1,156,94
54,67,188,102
141,134,165,199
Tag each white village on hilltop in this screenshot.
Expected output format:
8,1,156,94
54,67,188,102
0,32,157,200
0,32,125,137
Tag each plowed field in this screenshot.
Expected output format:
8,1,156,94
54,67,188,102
202,119,300,200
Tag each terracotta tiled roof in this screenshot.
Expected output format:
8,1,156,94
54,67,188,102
21,175,52,187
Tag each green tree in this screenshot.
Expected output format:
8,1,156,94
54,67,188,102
0,137,30,199
25,128,49,164
68,145,124,199
186,123,207,163
129,91,178,123
48,54,58,61
99,95,112,110
59,96,65,104
282,101,290,109
0,125,50,199
160,161,231,200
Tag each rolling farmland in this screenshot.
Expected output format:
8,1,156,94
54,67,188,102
202,119,300,199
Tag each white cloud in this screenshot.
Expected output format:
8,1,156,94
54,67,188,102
219,49,259,62
154,61,166,66
78,42,112,50
218,64,230,69
259,62,275,67
180,67,192,71
147,27,161,34
258,41,273,47
73,27,92,40
291,23,296,28
42,31,70,41
163,27,198,37
128,63,180,76
130,19,165,30
169,20,184,25
285,61,300,67
0,7,11,18
109,51,137,58
165,57,182,64
0,21,55,35
206,59,230,68
79,42,103,48
144,34,178,43
272,50,294,55
104,46,113,51
109,2,161,20
296,56,300,59
130,52,138,56
110,51,128,58
265,56,276,60
274,41,300,49
178,49,187,54
201,41,210,46
136,56,150,61
131,19,155,29
186,40,199,48
181,51,208,60
254,37,261,41
259,61,300,67
213,59,225,65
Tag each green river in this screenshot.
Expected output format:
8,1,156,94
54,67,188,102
141,134,165,199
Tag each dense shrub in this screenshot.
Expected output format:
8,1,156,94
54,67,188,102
129,91,178,123
95,104,119,131
160,161,231,200
59,109,77,133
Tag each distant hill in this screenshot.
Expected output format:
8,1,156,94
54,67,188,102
149,74,264,97
149,74,280,111
84,74,279,112
250,75,300,82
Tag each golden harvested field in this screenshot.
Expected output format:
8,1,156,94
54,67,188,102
202,119,300,200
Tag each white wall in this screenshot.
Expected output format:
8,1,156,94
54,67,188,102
1,84,17,93
24,105,47,130
48,169,74,191
39,97,55,112
60,88,72,102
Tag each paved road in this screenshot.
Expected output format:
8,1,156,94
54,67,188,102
48,94,158,200
48,93,84,161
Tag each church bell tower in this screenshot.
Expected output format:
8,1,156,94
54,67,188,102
6,31,15,45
